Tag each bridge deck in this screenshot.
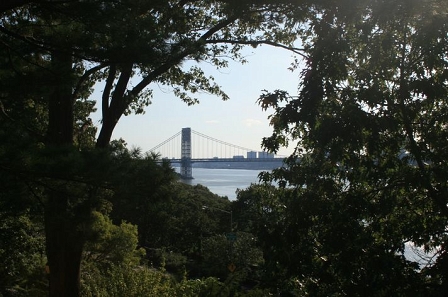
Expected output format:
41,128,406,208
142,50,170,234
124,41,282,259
165,158,284,163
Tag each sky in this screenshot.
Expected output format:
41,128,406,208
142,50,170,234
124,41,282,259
91,45,302,157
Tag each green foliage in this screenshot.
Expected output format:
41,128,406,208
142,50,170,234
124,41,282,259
1,0,320,294
175,277,230,297
255,0,448,295
201,232,263,280
2,0,311,147
10,0,448,295
0,120,48,296
81,264,176,297
236,183,427,296
81,262,245,297
111,179,233,277
85,264,274,297
0,213,47,297
83,211,145,268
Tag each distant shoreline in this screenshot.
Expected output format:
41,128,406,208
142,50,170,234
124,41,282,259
172,160,284,171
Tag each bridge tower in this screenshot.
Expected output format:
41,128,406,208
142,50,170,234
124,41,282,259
180,127,193,179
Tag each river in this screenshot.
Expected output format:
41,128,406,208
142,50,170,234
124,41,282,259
178,168,265,200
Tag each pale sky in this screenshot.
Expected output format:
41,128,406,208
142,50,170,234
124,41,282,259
91,45,302,157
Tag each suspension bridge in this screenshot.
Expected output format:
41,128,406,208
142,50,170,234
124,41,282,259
150,128,284,178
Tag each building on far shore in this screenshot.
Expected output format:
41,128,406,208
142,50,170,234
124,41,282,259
247,151,257,159
258,151,274,159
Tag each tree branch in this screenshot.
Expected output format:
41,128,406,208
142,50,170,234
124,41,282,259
102,64,116,119
0,24,105,63
0,0,82,13
109,63,133,114
207,39,308,58
72,63,108,102
0,0,36,13
130,16,238,97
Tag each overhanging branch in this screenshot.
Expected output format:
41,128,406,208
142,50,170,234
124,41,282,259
130,16,239,97
207,39,308,58
72,63,108,102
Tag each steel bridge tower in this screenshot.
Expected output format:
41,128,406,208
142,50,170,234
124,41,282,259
180,127,193,179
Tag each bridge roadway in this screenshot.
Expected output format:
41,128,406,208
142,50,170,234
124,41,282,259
164,157,284,163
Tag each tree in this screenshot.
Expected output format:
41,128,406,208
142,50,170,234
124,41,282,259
257,0,448,295
112,179,233,278
1,1,313,295
83,211,145,269
0,210,47,296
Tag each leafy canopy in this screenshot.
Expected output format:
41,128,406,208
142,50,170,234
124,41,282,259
256,0,448,295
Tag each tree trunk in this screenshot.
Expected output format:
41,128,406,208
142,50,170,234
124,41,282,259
96,64,133,149
44,50,84,297
96,115,120,148
47,51,74,145
44,193,84,297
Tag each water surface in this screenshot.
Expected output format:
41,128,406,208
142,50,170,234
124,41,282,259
179,168,264,200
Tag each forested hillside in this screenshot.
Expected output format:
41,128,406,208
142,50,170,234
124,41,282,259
1,0,448,296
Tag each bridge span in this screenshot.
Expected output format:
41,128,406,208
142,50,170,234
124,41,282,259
151,127,284,178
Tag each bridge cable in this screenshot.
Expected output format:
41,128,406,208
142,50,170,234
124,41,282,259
149,131,181,152
191,130,259,153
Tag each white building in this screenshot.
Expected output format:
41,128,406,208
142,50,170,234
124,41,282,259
247,151,257,159
258,151,274,159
